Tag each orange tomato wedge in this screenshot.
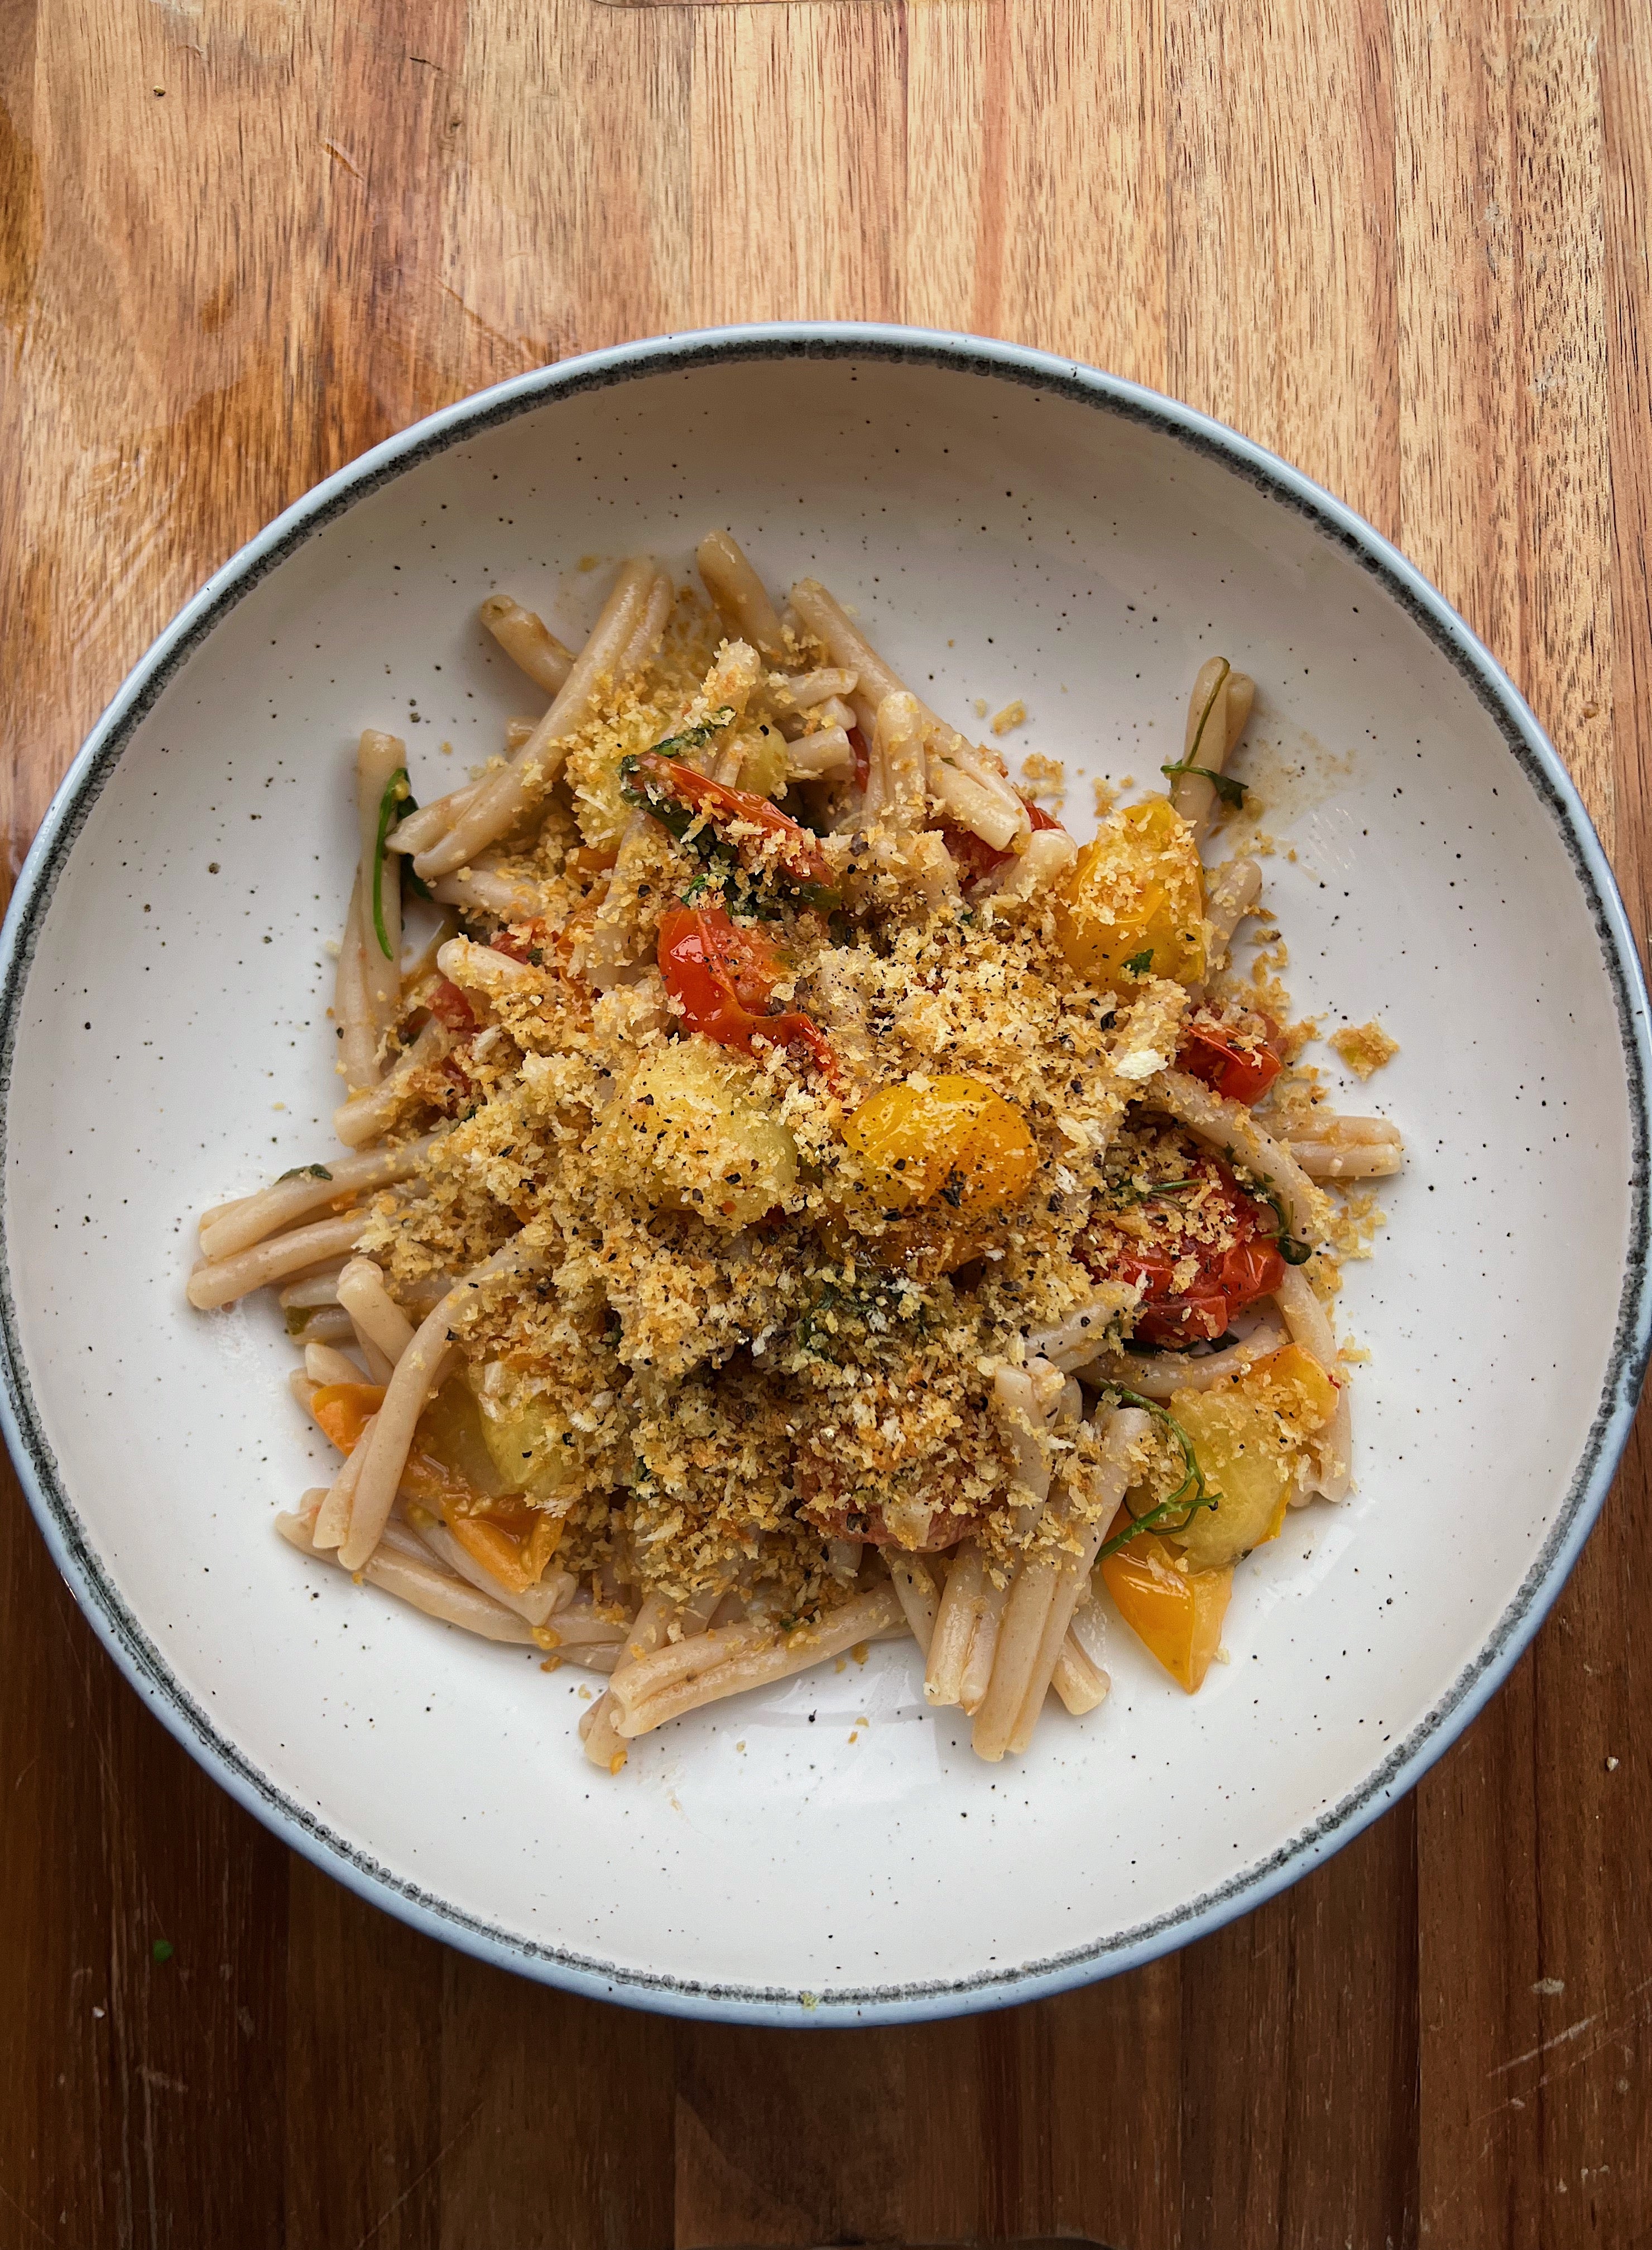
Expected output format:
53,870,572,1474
400,1436,561,1593
440,1501,561,1593
309,1382,558,1593
622,750,837,901
308,1382,384,1454
1099,1507,1233,1693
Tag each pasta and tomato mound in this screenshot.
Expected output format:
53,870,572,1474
188,536,1404,1768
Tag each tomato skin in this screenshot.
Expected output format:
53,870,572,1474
1176,1020,1282,1105
657,905,782,1028
1111,1233,1285,1345
848,725,871,792
488,922,548,966
656,903,839,1083
623,752,838,901
428,978,476,1031
842,1076,1038,1216
1083,1159,1286,1345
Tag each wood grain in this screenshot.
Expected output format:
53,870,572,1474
3,2,1650,2243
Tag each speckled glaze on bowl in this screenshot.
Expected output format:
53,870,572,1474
2,325,1647,2025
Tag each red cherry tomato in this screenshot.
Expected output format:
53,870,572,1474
1082,1157,1285,1345
1176,1016,1282,1105
427,979,476,1032
624,753,838,901
488,922,548,966
656,903,839,1084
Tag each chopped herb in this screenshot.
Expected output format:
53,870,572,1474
1253,1181,1314,1265
1110,1173,1197,1208
1160,656,1246,806
1160,760,1248,809
793,1272,923,1357
622,728,836,913
645,706,737,762
1124,948,1155,975
277,1164,332,1184
617,716,740,848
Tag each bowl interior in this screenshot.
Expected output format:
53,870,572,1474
3,343,1641,2016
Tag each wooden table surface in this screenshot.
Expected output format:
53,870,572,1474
3,3,1650,2243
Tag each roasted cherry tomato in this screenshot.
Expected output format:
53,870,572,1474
944,799,1064,888
656,902,838,1082
488,921,550,966
422,979,481,1107
1100,1508,1232,1692
622,752,838,903
436,1051,481,1110
427,978,476,1031
1176,1012,1282,1105
1081,1156,1285,1346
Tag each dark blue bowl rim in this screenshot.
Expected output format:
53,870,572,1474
2,321,1646,2025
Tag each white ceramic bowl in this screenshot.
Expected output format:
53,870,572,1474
4,326,1647,2023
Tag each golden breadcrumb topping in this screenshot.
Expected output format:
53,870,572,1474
1330,1020,1400,1078
341,590,1367,1620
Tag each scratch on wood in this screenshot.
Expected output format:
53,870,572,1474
1488,2013,1599,2075
0,2180,54,2246
350,2097,484,2249
436,281,539,368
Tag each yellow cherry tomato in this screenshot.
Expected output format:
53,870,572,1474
842,1075,1038,1215
601,1034,799,1229
1054,796,1206,987
1099,1515,1232,1693
1166,1343,1339,1571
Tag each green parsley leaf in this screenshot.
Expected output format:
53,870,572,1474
1160,656,1248,807
652,706,736,759
276,1164,332,1184
1110,1173,1196,1208
1124,948,1155,975
1253,1180,1314,1265
1160,759,1248,809
620,708,738,818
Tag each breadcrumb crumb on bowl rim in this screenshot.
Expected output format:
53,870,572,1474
1,322,1647,2025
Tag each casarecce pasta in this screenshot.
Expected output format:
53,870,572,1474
188,536,1403,1767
